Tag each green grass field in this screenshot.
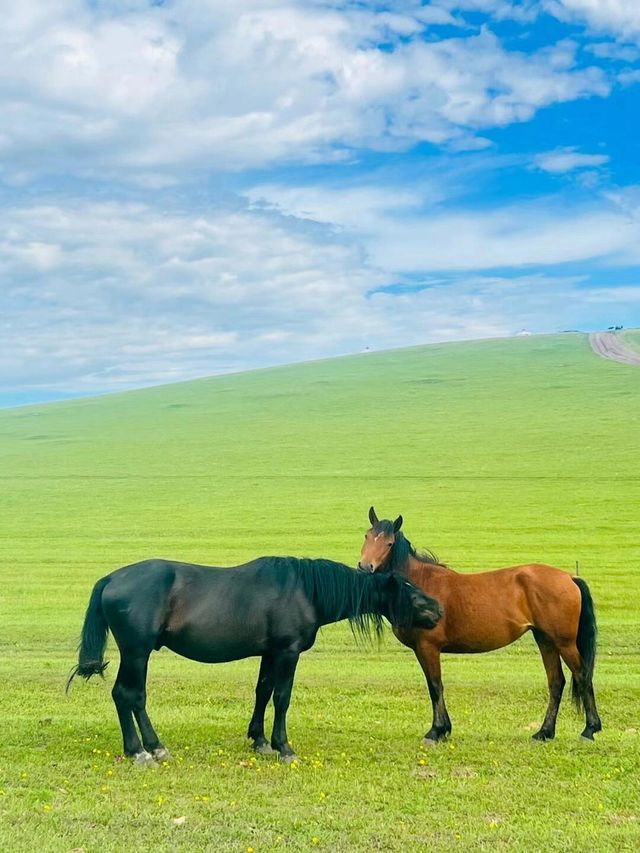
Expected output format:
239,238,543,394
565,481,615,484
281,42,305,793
1,332,639,852
620,329,640,353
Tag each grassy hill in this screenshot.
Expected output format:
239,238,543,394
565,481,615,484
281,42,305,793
620,328,640,353
1,332,638,851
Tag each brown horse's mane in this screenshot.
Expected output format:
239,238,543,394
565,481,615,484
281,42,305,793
378,526,443,573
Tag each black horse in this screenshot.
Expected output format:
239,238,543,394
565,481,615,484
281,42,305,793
67,555,443,764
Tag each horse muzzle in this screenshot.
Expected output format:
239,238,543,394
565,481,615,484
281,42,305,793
417,600,444,629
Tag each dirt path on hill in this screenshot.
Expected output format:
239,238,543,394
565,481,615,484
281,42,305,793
589,332,640,366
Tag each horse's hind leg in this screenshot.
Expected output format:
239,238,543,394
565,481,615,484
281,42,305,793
270,649,300,763
132,657,169,761
247,655,275,754
415,640,451,744
112,650,166,764
532,630,565,741
558,642,602,741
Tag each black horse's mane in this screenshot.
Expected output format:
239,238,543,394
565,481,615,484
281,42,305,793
258,556,417,639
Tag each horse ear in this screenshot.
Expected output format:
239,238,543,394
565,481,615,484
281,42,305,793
369,506,379,526
393,515,403,533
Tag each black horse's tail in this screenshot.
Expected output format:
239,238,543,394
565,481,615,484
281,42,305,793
66,576,111,692
571,577,597,712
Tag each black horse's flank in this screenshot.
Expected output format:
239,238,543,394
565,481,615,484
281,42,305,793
67,556,442,764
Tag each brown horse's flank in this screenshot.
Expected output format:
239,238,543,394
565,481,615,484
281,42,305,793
359,508,601,743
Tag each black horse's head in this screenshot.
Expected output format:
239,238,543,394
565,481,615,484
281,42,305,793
384,573,443,629
358,506,402,572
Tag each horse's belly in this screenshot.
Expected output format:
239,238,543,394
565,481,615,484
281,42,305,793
160,625,267,663
442,638,510,654
442,621,529,653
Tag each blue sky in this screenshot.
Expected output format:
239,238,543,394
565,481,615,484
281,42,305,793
1,0,639,406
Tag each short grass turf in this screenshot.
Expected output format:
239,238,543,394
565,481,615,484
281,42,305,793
619,329,640,353
0,331,639,852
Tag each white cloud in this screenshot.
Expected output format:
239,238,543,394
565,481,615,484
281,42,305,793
367,208,638,271
618,68,640,86
439,0,539,22
248,177,640,272
585,41,640,62
1,240,63,271
545,1,640,40
534,146,610,173
586,285,640,303
248,183,427,230
0,1,611,181
3,183,639,395
0,198,382,391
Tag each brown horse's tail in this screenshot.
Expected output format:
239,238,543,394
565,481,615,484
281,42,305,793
571,577,597,712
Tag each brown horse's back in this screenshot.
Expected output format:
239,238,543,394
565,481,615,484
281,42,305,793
400,561,582,654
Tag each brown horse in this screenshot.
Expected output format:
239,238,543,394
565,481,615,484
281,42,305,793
358,508,602,743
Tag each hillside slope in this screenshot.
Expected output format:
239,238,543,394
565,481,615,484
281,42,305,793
1,331,638,643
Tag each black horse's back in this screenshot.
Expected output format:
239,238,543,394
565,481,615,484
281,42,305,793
155,558,318,663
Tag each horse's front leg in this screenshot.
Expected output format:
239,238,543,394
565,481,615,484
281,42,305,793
270,649,300,763
247,655,275,754
415,639,451,744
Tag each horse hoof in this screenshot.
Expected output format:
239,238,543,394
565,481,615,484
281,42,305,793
532,731,553,742
421,737,439,748
133,750,157,768
152,747,170,762
580,734,595,743
279,753,298,765
253,743,275,756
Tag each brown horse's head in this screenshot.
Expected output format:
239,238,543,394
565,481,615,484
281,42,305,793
358,506,403,572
